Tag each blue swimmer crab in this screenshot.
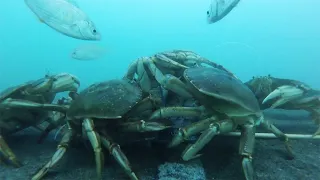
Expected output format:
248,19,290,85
0,73,79,167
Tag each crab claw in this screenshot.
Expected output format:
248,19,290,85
262,85,305,108
51,73,80,93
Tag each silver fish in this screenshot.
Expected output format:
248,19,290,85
65,0,79,8
71,44,107,60
25,0,101,40
206,0,240,24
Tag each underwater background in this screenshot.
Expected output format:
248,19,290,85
1,0,319,91
1,1,320,180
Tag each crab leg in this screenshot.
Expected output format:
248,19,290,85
137,57,153,92
153,54,189,69
50,73,80,93
146,61,193,98
168,116,218,148
124,57,154,93
124,59,139,80
149,106,206,121
82,118,104,180
0,98,68,113
260,118,294,159
128,97,155,114
120,120,170,132
100,131,138,180
23,77,55,95
0,134,21,167
157,50,237,78
38,113,66,144
239,122,256,180
262,85,305,108
303,101,320,136
181,119,235,161
311,115,320,137
31,128,74,180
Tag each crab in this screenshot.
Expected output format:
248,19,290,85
245,75,311,108
123,50,237,138
124,50,237,109
0,73,80,167
31,79,171,180
262,84,320,136
149,67,293,180
245,75,320,136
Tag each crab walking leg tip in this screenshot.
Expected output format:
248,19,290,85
242,156,254,180
313,126,320,137
101,133,138,180
0,135,22,167
168,129,185,148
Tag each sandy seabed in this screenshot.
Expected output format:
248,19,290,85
1,109,320,180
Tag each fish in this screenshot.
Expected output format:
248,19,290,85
25,0,101,40
71,44,107,60
65,0,79,8
206,0,241,24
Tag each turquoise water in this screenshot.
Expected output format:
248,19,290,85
1,0,319,91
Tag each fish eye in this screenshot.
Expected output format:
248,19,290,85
206,11,209,15
92,29,97,33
